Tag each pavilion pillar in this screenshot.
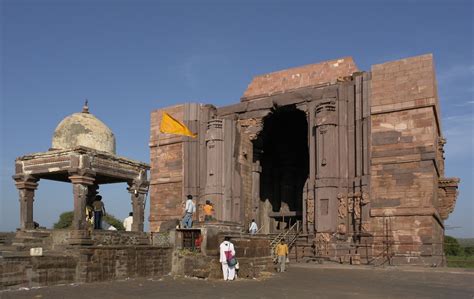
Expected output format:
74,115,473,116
128,171,149,232
13,175,39,230
130,192,145,232
68,170,95,246
69,174,95,230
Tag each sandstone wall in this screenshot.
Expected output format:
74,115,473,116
149,105,186,232
77,246,171,283
1,256,76,289
172,234,272,279
0,246,172,290
369,54,445,265
242,57,358,100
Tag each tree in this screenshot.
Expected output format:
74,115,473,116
53,211,125,230
53,211,74,229
444,235,462,256
463,246,474,256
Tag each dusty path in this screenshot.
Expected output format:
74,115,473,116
2,264,473,299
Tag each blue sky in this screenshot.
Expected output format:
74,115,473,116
1,0,472,237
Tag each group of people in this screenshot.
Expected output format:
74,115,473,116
218,236,289,281
181,195,215,228
181,195,260,234
85,195,135,231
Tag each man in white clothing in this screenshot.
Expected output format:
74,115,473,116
123,212,133,231
182,195,196,228
249,219,258,234
219,236,236,281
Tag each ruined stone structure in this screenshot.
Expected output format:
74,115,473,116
13,103,150,243
150,54,460,265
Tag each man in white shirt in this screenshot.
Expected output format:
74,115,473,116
249,219,258,234
182,195,196,228
219,236,236,281
123,212,133,231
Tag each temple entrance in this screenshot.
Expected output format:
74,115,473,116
256,106,309,233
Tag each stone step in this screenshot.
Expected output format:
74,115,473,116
0,247,66,258
15,230,51,239
0,232,16,246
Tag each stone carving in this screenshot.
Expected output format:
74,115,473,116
337,223,347,235
128,169,149,196
307,198,315,224
315,101,337,127
437,177,460,220
353,196,361,220
361,221,370,233
315,101,336,115
361,192,370,205
337,193,347,219
238,118,263,140
315,233,331,256
347,197,354,213
438,137,446,160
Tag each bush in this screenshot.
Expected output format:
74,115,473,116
53,210,124,230
464,247,474,256
444,235,462,256
53,211,74,229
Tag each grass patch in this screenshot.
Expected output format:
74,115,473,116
446,255,474,268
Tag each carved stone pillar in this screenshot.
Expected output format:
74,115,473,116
69,171,95,231
251,150,262,223
128,170,149,232
13,175,39,230
306,104,316,234
204,119,225,220
314,100,339,233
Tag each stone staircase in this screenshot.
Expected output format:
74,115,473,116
11,230,53,249
269,221,302,262
287,233,373,264
0,230,54,258
0,232,19,257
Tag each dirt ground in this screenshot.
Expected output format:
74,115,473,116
2,264,473,299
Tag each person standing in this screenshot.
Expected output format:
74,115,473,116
92,195,106,230
123,212,133,231
182,195,196,228
249,219,258,234
203,200,214,222
275,239,289,272
85,204,94,232
219,236,236,281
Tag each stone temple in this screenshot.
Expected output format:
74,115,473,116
150,54,460,265
13,103,150,242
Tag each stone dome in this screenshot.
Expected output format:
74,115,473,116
52,103,116,154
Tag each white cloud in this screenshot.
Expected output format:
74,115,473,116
438,64,474,82
455,100,474,107
443,113,474,158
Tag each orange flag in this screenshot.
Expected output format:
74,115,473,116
159,112,197,138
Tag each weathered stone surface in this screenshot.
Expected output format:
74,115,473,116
242,57,358,100
438,177,460,220
150,54,459,266
0,245,172,290
52,104,116,154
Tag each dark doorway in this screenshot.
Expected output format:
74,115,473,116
257,106,309,232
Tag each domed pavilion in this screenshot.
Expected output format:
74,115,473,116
13,102,149,244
